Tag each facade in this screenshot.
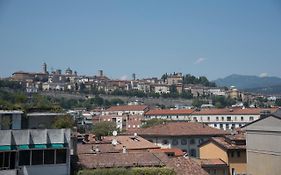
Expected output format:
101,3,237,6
144,108,277,130
101,105,149,116
144,109,194,121
0,110,23,130
199,132,247,175
243,112,281,175
137,122,227,157
152,84,170,94
0,129,71,175
93,114,143,131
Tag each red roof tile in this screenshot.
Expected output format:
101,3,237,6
137,122,228,136
145,109,194,116
166,157,209,175
106,105,149,112
149,148,184,157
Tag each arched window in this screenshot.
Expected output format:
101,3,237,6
172,139,178,146
181,139,187,145
162,139,169,145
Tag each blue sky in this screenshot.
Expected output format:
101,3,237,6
0,0,281,80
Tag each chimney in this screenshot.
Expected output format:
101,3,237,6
122,146,127,154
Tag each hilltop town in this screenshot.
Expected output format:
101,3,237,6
0,63,281,175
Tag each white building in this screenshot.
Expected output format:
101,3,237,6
102,105,149,116
0,129,71,175
144,108,278,130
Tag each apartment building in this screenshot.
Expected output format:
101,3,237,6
0,129,71,175
243,110,281,175
144,108,277,130
199,131,247,175
102,105,149,116
137,122,227,157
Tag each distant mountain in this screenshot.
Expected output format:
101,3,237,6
214,74,281,89
244,84,281,96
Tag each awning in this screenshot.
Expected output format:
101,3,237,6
30,144,47,149
49,143,64,148
0,145,11,151
18,145,29,150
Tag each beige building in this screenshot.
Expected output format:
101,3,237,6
199,131,247,175
243,111,281,175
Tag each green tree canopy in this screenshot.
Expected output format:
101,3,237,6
52,115,75,129
92,121,116,140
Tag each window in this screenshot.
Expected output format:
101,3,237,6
193,117,197,121
199,138,204,144
220,124,223,129
181,139,187,145
0,152,15,169
207,117,210,121
214,124,217,127
226,124,229,129
32,150,43,165
231,151,234,158
241,117,244,121
227,117,231,121
249,117,254,121
172,139,178,146
190,139,195,145
19,150,31,166
216,117,219,121
56,149,67,164
190,149,196,157
237,151,240,157
221,117,224,121
44,150,55,164
162,140,169,145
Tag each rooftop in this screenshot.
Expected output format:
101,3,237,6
166,157,209,175
105,105,149,112
202,136,246,151
149,148,184,157
0,110,24,114
137,122,228,137
145,109,194,116
192,108,278,115
78,152,167,169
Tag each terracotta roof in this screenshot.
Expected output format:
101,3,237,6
166,157,209,175
106,105,149,112
149,148,184,157
145,109,194,116
209,137,246,150
137,122,228,136
199,159,228,168
192,108,277,115
104,135,160,151
78,152,166,168
77,143,120,155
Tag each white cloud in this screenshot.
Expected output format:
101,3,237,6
120,75,128,80
194,57,206,64
259,72,268,78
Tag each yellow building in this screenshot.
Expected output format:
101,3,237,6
199,132,247,175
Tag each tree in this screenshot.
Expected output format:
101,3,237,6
92,121,116,140
192,98,208,108
275,99,281,106
52,115,74,129
141,118,167,128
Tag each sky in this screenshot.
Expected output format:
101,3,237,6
0,0,281,80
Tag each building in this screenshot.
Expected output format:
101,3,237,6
242,110,281,175
102,105,149,116
137,122,228,157
0,110,24,130
191,108,277,130
144,108,278,130
199,131,247,175
93,114,143,131
152,84,170,94
144,109,194,121
0,129,71,175
198,159,228,175
166,73,183,85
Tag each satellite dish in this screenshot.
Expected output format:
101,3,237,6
112,139,118,146
113,131,118,136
